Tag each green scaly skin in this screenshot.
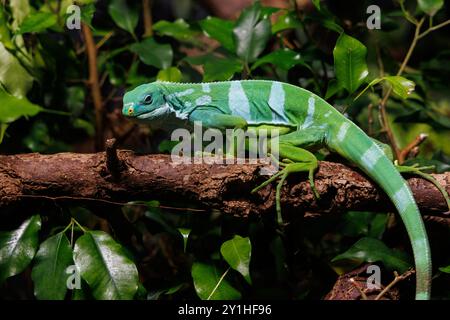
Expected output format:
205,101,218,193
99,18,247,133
122,80,432,300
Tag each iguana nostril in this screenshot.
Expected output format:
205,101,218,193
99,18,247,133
128,107,134,115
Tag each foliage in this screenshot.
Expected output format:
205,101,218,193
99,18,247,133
0,0,449,300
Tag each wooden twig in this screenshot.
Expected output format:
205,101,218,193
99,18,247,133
96,31,114,50
418,18,450,39
377,16,449,164
82,23,105,151
399,134,428,163
375,269,415,300
378,18,425,162
142,0,153,37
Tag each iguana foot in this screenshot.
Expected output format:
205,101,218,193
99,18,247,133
251,146,319,225
396,162,450,212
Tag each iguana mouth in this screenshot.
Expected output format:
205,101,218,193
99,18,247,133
136,104,172,120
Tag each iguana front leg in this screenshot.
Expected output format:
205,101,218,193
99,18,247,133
189,109,247,130
189,109,248,158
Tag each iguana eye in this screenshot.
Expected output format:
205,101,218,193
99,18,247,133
143,95,153,104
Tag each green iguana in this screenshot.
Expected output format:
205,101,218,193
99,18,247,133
122,80,432,300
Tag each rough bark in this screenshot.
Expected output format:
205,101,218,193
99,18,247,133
0,150,449,220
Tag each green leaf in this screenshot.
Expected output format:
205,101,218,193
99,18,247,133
0,123,7,144
233,1,271,63
158,139,180,153
368,213,388,239
220,235,252,284
66,86,86,116
134,282,148,300
126,59,154,87
439,265,450,273
0,88,42,123
339,212,374,237
251,49,306,71
183,53,213,65
203,56,243,82
332,237,412,273
80,3,96,28
354,77,383,100
0,8,14,49
325,79,342,99
178,228,191,252
191,262,241,300
10,0,31,29
157,67,182,82
108,0,138,36
144,201,179,235
130,37,173,69
304,15,343,33
271,11,302,34
73,231,139,300
380,12,401,31
73,118,95,137
153,19,198,42
106,61,126,85
333,33,368,94
0,42,34,98
31,232,73,300
260,7,281,18
339,212,387,239
71,279,90,300
417,0,444,16
384,76,415,99
17,12,57,34
0,215,41,284
312,0,321,10
23,120,66,153
199,17,235,52
322,19,344,33
355,76,415,100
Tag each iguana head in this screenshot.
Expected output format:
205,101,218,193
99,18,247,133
122,82,173,121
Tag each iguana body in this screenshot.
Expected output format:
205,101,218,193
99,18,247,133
122,80,431,300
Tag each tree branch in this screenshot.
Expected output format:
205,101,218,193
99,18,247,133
142,0,153,37
0,152,449,220
82,23,105,151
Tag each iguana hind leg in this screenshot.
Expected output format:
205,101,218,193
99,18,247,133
252,143,319,225
397,163,450,212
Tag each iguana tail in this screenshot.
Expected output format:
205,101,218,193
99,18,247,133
329,121,432,300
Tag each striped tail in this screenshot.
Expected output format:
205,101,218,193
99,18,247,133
331,122,432,300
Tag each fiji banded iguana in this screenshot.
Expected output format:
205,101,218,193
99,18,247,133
122,80,433,300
